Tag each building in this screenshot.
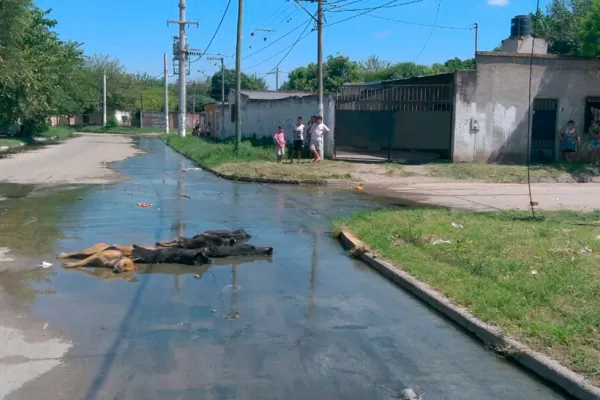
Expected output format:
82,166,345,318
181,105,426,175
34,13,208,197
335,15,600,163
222,90,336,158
204,102,230,137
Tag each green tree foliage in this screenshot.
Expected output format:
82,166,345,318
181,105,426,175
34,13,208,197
358,55,392,76
210,69,267,101
279,55,362,92
532,0,596,56
362,58,474,82
578,0,600,56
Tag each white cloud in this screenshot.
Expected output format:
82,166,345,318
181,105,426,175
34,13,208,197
372,30,392,38
487,0,510,6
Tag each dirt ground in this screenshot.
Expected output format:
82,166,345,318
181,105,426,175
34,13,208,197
0,133,141,184
350,164,600,212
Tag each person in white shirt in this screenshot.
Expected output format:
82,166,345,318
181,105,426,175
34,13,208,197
291,116,305,162
310,115,329,162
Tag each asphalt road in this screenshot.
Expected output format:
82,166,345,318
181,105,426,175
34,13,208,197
0,136,570,400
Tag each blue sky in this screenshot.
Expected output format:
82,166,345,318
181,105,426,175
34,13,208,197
38,0,550,89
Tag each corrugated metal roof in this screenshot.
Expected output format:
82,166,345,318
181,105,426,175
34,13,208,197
239,90,315,100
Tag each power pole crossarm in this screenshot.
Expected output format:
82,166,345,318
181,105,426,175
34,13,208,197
167,0,198,138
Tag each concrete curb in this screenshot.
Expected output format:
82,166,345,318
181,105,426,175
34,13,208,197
337,230,600,400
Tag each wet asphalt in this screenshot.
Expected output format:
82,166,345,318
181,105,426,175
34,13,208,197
1,137,570,399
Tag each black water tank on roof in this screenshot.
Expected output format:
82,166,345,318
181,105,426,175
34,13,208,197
511,15,532,37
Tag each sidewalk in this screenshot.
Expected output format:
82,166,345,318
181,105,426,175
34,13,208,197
359,176,600,212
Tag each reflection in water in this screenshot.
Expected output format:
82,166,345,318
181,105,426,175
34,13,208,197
307,231,318,325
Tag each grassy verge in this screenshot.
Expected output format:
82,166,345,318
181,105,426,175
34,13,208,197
333,208,600,383
426,162,600,183
78,125,163,134
0,138,26,148
164,135,360,181
38,125,76,140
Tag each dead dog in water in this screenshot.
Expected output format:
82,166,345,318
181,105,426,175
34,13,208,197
130,245,213,266
157,229,251,249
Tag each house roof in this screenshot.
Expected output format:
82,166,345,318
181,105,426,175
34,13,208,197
342,72,456,87
238,90,316,100
476,51,600,61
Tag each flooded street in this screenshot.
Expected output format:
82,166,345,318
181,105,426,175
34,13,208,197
0,137,568,399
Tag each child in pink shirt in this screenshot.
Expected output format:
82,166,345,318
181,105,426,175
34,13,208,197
274,125,286,163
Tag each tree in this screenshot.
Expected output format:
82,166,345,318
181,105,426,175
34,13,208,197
431,57,475,74
210,70,267,101
358,55,392,75
279,55,362,92
363,62,432,82
578,0,600,56
532,0,595,56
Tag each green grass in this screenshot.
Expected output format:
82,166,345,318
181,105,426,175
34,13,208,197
0,138,26,148
427,162,600,183
78,125,163,134
333,209,600,383
164,134,363,181
39,125,76,140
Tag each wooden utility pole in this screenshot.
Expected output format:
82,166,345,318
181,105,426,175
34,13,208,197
208,55,227,137
164,53,170,133
234,0,244,152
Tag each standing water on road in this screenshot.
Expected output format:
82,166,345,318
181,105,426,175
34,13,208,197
1,137,569,400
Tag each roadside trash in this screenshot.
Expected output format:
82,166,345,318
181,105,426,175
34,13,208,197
223,312,240,319
399,388,419,400
22,218,37,226
179,194,191,199
531,270,538,277
136,202,152,208
530,201,539,206
182,168,201,172
211,309,216,314
451,222,463,229
580,247,592,254
39,261,52,269
431,239,451,245
194,274,201,279
354,185,364,191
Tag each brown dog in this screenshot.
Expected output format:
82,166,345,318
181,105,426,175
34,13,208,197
57,243,135,259
61,248,135,273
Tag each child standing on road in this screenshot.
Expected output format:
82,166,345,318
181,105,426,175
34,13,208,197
274,125,286,163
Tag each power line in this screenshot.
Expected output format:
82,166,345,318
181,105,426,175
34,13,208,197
328,0,421,12
226,17,312,67
326,0,423,28
191,0,232,63
412,0,441,62
366,13,471,30
259,1,289,29
267,19,314,74
243,29,315,71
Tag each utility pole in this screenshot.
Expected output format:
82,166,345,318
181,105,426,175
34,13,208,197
234,0,243,152
168,0,198,138
317,0,324,118
164,53,169,134
473,23,479,56
102,72,107,126
140,92,144,128
207,55,229,137
192,80,196,125
275,66,279,90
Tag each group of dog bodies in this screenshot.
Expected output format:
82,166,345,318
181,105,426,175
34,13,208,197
57,229,273,273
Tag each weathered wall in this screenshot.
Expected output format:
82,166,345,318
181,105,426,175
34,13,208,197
224,92,336,158
454,54,600,162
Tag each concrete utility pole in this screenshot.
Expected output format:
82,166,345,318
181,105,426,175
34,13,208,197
275,66,279,90
168,0,198,138
102,72,107,126
473,23,479,56
164,53,169,133
317,0,324,118
234,0,244,152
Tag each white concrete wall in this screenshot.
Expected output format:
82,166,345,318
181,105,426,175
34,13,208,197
453,55,600,162
114,110,132,126
225,91,336,158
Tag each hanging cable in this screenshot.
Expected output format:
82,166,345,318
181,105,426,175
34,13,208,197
412,0,441,62
267,19,314,74
326,0,422,27
189,0,232,64
366,13,470,30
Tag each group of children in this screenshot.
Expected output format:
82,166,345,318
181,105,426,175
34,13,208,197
274,115,330,163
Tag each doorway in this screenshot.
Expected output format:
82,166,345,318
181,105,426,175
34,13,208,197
530,98,558,163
